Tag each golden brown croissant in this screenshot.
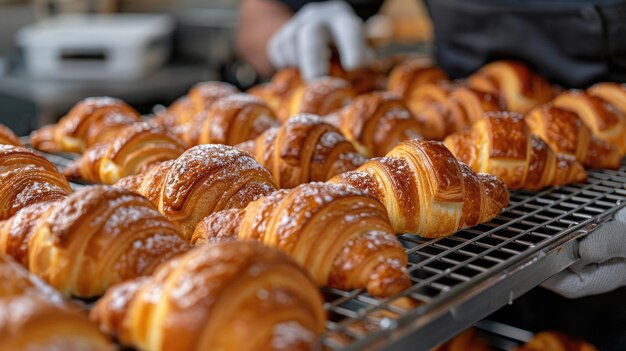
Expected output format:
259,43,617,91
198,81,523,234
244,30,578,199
192,182,410,297
553,89,626,155
91,241,326,351
0,254,66,304
515,331,598,351
152,95,198,139
330,140,509,237
0,185,189,297
468,60,554,113
525,105,621,169
326,91,424,157
0,294,114,351
31,96,141,153
187,81,239,113
444,112,587,190
0,145,72,220
249,67,305,115
186,93,280,146
432,328,492,351
116,144,277,238
387,60,449,101
237,114,366,188
588,82,626,115
279,77,356,122
412,85,501,140
0,123,21,146
64,122,187,184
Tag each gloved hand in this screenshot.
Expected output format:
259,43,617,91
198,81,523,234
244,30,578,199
542,207,626,299
268,1,374,81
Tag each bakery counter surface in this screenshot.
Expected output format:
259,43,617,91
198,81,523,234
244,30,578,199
20,136,626,350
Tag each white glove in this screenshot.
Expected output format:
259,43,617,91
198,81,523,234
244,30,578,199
542,207,626,298
268,1,374,81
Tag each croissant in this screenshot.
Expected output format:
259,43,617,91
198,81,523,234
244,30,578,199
329,59,384,94
186,94,280,146
64,122,188,184
588,82,626,115
188,81,239,113
553,89,626,155
237,114,365,188
326,91,424,157
444,112,587,190
0,254,66,304
0,145,72,220
249,67,304,114
330,140,509,237
468,60,554,113
0,295,114,351
387,60,449,101
0,123,21,146
91,241,325,351
525,105,621,169
515,331,598,351
0,185,189,297
412,85,501,140
192,182,410,297
279,77,356,122
433,328,492,351
31,96,141,153
0,255,113,350
153,95,198,139
116,144,277,238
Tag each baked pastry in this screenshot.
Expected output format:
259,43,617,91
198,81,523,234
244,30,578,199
444,112,587,190
0,295,114,351
468,60,554,113
387,60,449,101
327,91,424,157
279,77,356,122
0,185,189,297
0,123,21,146
186,94,280,146
116,144,277,238
329,59,384,94
249,67,304,115
0,254,65,304
525,105,621,169
187,81,239,113
64,121,187,184
515,331,598,351
30,97,141,153
412,85,501,140
192,182,410,297
330,140,509,237
237,114,365,188
0,145,71,220
91,241,326,351
153,95,198,139
554,89,626,155
588,82,626,115
432,328,492,351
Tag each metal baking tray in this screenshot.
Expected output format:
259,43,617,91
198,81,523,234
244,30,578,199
24,136,626,351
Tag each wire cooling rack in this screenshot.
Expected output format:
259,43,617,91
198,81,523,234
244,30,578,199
26,137,625,351
321,160,626,350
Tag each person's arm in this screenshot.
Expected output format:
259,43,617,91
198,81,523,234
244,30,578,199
236,0,294,78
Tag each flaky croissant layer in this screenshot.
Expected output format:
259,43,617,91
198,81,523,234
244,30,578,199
192,182,410,298
116,144,278,239
91,241,326,351
0,185,189,298
331,139,509,237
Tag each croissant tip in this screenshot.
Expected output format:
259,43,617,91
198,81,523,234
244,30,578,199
366,259,411,298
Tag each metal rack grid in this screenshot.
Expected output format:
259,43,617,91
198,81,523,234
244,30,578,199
321,160,626,351
27,137,626,351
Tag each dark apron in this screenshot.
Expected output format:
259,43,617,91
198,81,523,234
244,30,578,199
425,0,626,87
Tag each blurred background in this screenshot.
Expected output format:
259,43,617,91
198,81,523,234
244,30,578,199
0,0,431,135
